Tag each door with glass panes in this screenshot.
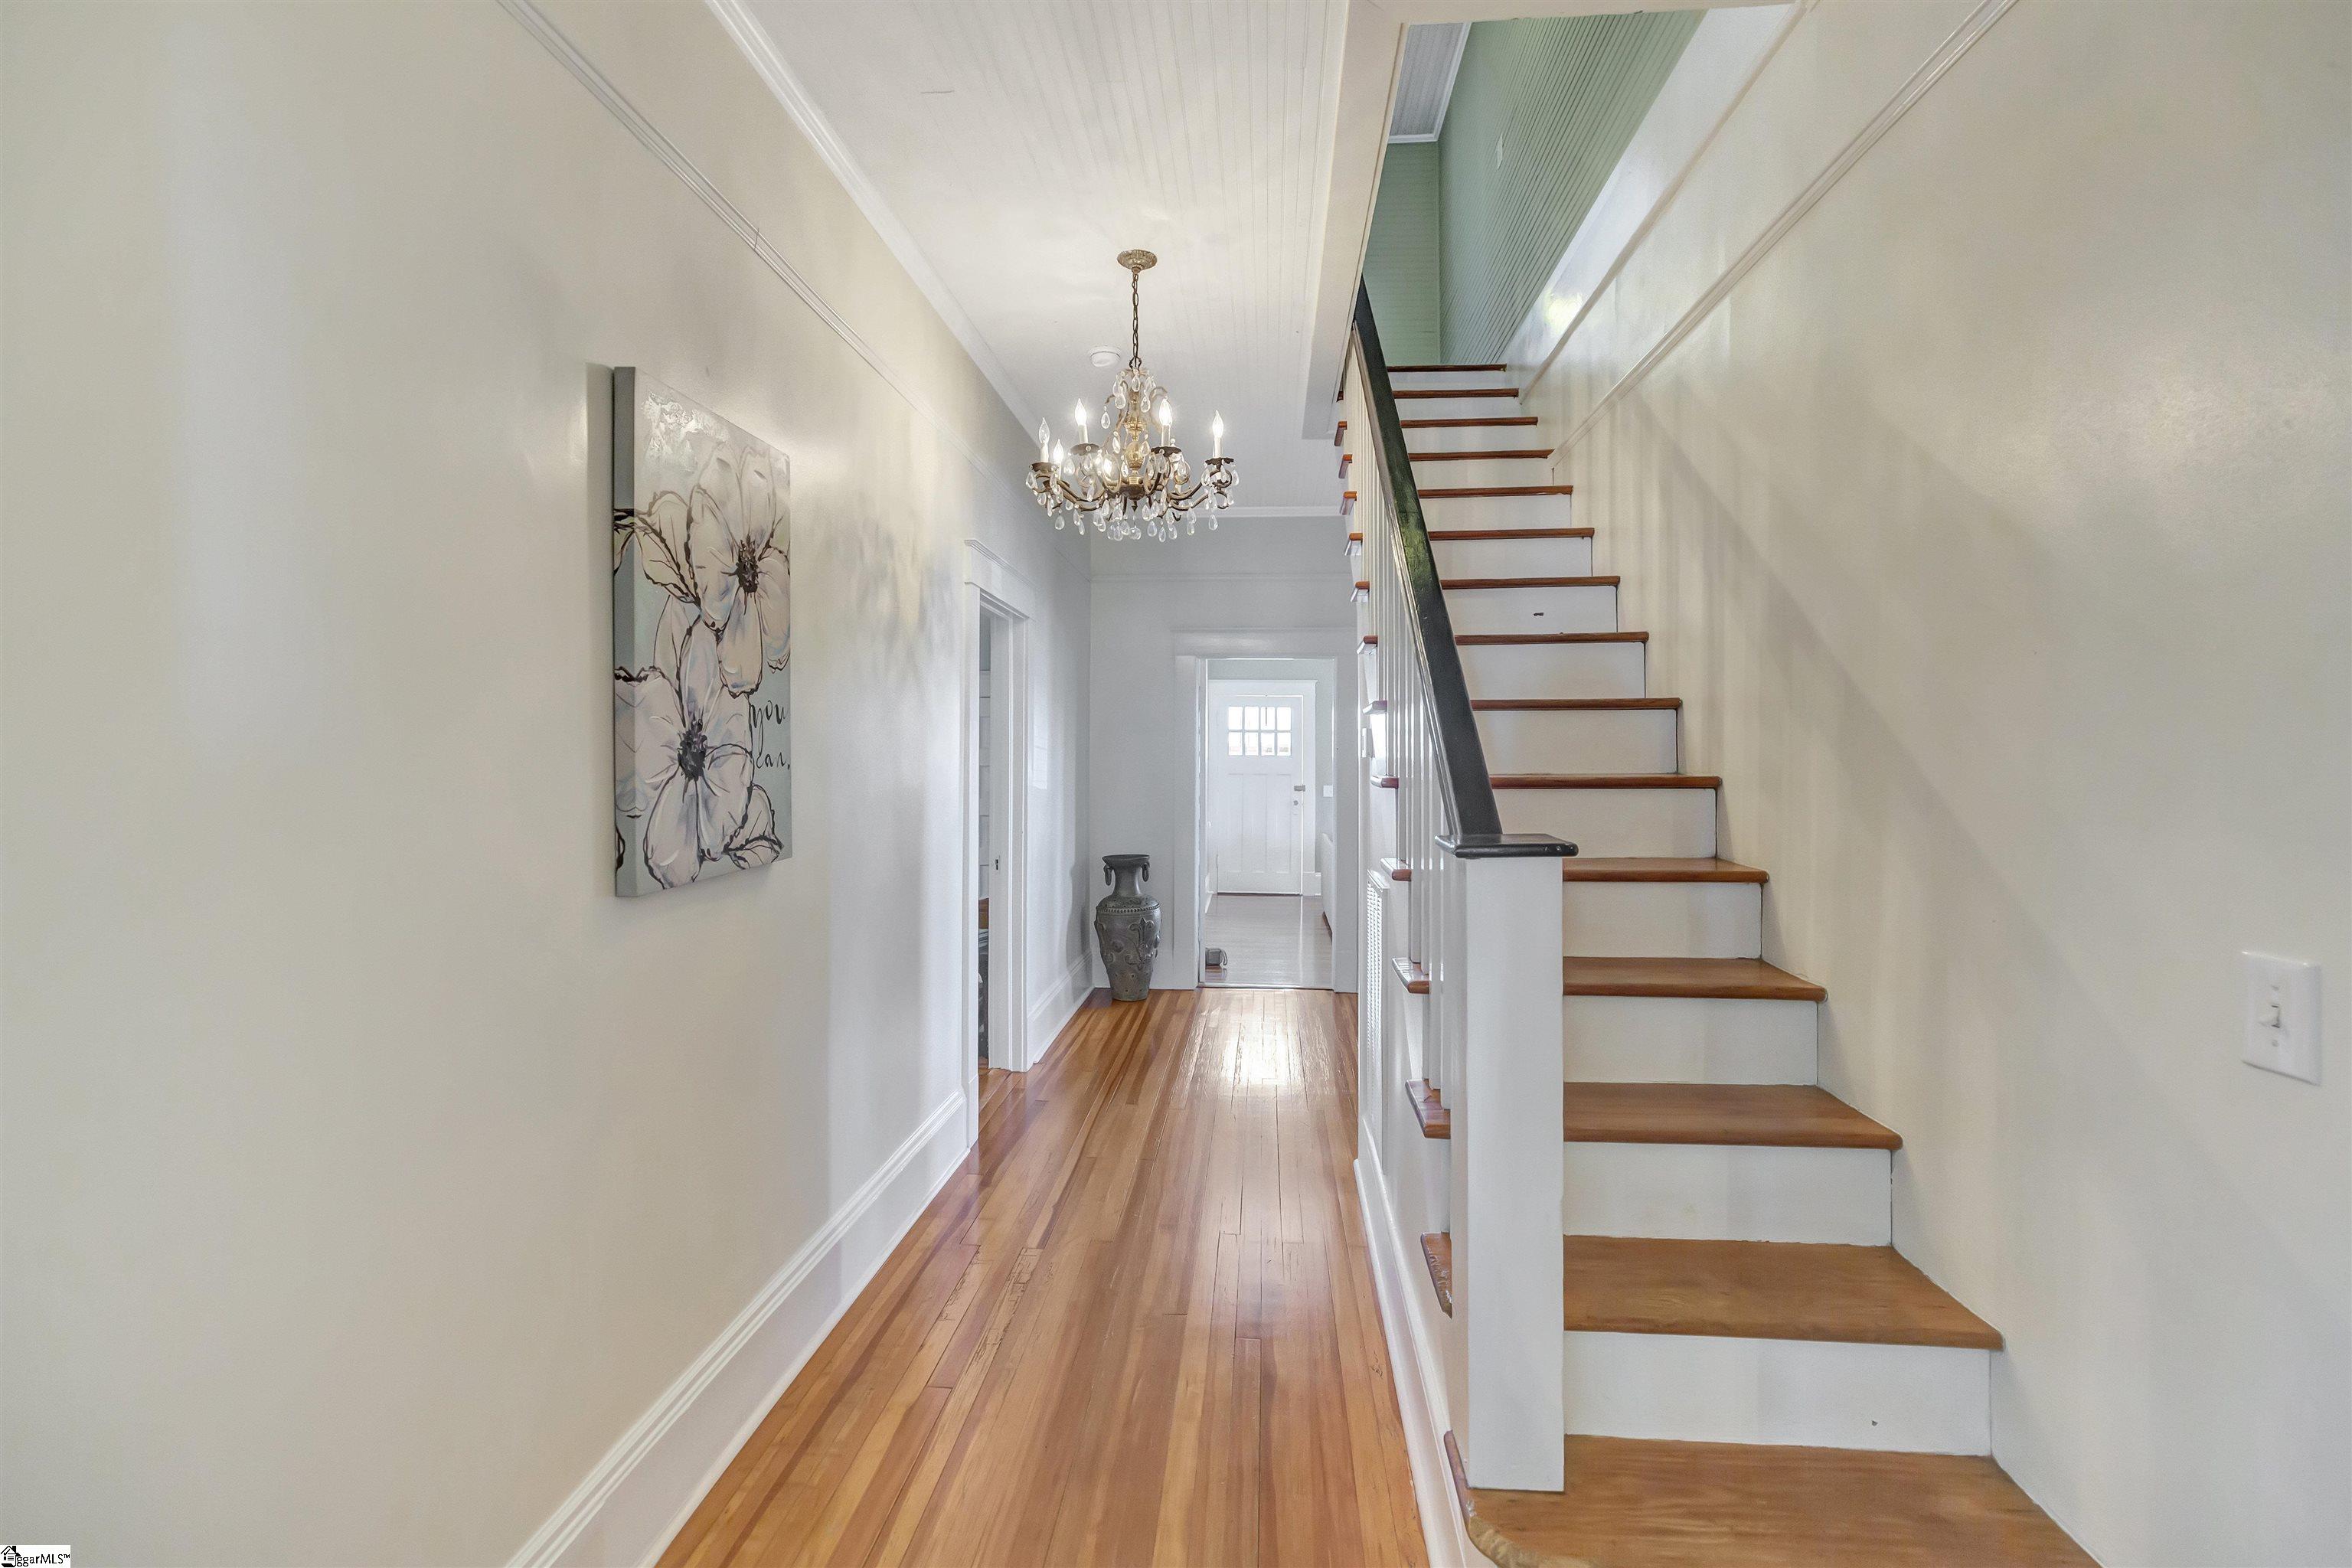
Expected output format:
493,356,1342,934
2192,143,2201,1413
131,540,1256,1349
1207,685,1311,893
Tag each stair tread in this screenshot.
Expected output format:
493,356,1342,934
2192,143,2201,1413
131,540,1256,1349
1473,697,1679,710
1426,528,1592,540
1395,386,1520,398
1407,1079,1449,1138
1562,1236,2002,1348
1496,774,1720,790
1458,1436,2092,1568
1404,1083,1887,1150
1422,485,1575,498
1443,575,1616,589
1411,449,1553,460
1457,632,1646,645
1400,414,1540,429
1421,1232,1455,1315
1561,857,1766,884
1391,361,1507,371
1562,1084,1898,1149
1393,956,1430,995
1562,956,1824,1000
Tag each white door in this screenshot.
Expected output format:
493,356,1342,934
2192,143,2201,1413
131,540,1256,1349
1209,688,1311,893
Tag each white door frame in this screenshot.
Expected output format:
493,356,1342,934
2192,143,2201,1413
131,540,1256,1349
962,545,1036,1148
1170,632,1361,995
1204,678,1318,896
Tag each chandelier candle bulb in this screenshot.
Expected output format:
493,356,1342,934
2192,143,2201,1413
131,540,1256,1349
1212,412,1223,459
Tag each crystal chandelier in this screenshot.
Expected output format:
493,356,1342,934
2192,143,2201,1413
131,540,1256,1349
1028,250,1236,541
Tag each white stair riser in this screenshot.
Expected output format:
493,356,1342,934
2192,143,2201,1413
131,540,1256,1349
1563,880,1759,959
1421,493,1573,531
1393,394,1524,420
1404,422,1545,452
1562,1144,1890,1244
1410,456,1554,488
1443,584,1616,636
1432,536,1593,578
1459,642,1645,701
1500,788,1715,857
1562,995,1818,1084
1477,708,1676,776
1563,1333,1991,1454
1390,369,1517,390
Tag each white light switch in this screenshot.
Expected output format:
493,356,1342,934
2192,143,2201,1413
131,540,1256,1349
2242,952,2321,1084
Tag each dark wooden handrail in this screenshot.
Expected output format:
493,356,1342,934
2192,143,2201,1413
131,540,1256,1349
1351,285,1574,861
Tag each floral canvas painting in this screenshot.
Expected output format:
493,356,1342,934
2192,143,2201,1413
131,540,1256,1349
612,369,791,895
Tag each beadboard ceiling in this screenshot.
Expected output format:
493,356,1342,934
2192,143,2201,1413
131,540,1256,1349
737,0,1353,515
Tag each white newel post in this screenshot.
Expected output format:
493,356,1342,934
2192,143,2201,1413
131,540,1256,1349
1444,845,1566,1491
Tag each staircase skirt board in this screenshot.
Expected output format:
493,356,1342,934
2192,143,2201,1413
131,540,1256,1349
1499,786,1717,858
1442,583,1617,636
1459,640,1645,701
1562,1332,1992,1454
1563,879,1761,959
1477,706,1677,776
1563,995,1818,1086
1563,1143,1893,1246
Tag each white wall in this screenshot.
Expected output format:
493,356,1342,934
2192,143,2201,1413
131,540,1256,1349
1088,520,1361,992
0,4,1088,1563
1521,3,2351,1562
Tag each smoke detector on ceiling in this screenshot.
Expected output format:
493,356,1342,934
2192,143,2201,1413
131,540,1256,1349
1089,348,1120,368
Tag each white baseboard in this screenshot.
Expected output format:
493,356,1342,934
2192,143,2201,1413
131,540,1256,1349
1026,954,1094,1068
509,1093,969,1568
1356,1148,1480,1568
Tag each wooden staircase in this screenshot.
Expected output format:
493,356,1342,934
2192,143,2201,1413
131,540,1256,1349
1354,361,2092,1566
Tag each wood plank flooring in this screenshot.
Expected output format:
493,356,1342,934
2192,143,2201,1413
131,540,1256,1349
658,988,1425,1568
1201,893,1334,989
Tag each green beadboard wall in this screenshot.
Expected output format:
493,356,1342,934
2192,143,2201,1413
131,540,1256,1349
1363,142,1442,364
1437,11,1698,363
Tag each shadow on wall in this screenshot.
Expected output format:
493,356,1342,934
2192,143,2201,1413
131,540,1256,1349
1587,372,2350,1560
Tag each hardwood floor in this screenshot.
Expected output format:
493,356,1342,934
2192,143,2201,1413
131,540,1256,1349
1200,893,1334,989
658,988,1425,1568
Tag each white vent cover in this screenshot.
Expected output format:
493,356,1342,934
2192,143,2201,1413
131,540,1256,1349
1388,23,1469,142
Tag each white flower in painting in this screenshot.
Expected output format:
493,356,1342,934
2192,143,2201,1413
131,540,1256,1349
687,446,791,696
628,622,754,888
726,784,782,868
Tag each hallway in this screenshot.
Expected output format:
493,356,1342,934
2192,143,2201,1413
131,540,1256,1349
659,990,1424,1568
1202,893,1334,989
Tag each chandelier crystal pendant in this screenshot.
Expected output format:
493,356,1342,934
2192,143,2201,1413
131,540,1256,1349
1028,250,1236,541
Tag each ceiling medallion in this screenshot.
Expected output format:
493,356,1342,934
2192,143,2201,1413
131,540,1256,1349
1029,250,1236,541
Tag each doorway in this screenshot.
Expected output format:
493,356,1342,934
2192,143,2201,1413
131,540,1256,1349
975,612,1011,1068
962,554,1033,1148
1201,666,1334,989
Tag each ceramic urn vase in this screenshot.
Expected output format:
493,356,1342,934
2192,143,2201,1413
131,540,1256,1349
1093,854,1161,1001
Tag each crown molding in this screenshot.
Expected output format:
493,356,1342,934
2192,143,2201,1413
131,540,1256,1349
701,0,1040,439
501,0,1032,499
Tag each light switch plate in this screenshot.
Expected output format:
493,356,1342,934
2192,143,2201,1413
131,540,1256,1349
2242,952,2321,1084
